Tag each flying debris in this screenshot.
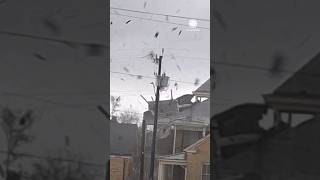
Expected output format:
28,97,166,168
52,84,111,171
166,15,169,21
154,32,159,38
86,44,105,56
270,51,286,75
65,136,70,146
174,82,178,90
172,27,178,31
212,10,228,31
125,20,131,24
120,78,125,81
111,21,113,24
144,1,147,8
194,78,200,86
297,34,312,48
62,41,78,49
176,65,181,71
137,75,143,79
33,53,47,61
42,17,61,35
178,30,182,36
143,51,159,64
123,67,129,73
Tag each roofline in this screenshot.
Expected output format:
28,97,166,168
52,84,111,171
184,134,210,153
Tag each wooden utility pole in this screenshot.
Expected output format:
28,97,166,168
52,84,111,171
139,119,146,180
97,105,110,180
149,55,163,180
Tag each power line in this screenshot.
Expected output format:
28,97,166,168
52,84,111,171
2,92,104,109
0,29,107,48
110,71,197,84
111,12,210,30
110,7,210,22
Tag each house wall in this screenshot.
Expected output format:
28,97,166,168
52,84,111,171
224,117,320,180
185,137,210,180
191,99,210,124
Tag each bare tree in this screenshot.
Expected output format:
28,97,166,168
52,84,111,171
110,96,121,117
117,109,141,124
25,150,98,180
0,107,35,179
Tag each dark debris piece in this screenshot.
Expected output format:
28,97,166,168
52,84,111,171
270,51,286,75
194,78,200,86
154,32,159,38
42,17,61,35
123,67,129,73
176,65,181,71
137,75,143,79
178,30,182,36
212,10,228,31
33,53,47,61
172,27,178,31
86,44,105,56
125,20,131,24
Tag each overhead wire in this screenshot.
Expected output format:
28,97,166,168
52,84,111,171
110,7,210,22
110,71,198,85
110,12,210,30
0,29,106,48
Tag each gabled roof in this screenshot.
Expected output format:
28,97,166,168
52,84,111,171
176,94,194,105
274,50,320,96
193,79,210,97
184,134,210,153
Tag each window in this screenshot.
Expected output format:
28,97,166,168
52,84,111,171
202,163,210,180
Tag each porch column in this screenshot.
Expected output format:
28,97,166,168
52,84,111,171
158,162,164,180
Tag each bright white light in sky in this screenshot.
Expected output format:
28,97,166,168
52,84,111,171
188,19,198,29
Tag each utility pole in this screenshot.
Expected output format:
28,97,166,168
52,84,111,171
139,119,146,180
149,54,163,180
97,105,110,180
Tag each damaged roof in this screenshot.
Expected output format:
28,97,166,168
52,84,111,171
193,79,210,97
184,134,210,153
213,103,267,137
274,50,320,96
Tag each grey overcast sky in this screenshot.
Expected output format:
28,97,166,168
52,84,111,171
213,0,320,127
110,0,210,115
0,0,107,177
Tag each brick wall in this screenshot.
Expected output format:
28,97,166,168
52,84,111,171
185,137,210,180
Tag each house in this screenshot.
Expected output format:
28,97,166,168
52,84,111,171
110,155,133,180
144,79,210,155
157,134,210,180
263,50,320,127
215,51,320,179
110,119,139,180
142,79,210,179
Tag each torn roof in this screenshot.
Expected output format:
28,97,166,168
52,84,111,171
184,134,210,153
148,99,178,113
213,103,267,137
193,79,210,97
176,94,194,105
274,50,320,96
